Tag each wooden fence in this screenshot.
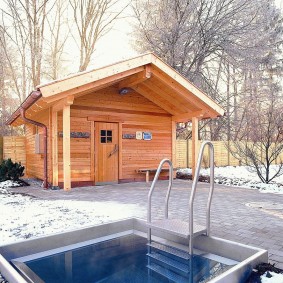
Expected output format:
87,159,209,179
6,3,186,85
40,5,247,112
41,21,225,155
2,136,26,167
176,140,283,168
176,140,240,168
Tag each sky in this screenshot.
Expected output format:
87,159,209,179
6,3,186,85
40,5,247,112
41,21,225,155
91,5,138,68
88,0,283,69
90,0,283,66
65,0,138,70
1,0,282,75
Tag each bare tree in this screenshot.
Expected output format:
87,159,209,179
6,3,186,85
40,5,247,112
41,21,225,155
230,92,283,183
132,0,283,142
0,13,28,102
1,0,53,91
69,0,128,71
0,28,19,135
44,0,69,80
132,0,266,81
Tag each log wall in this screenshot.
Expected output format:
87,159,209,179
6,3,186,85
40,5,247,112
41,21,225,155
25,109,51,180
19,85,174,184
67,85,173,182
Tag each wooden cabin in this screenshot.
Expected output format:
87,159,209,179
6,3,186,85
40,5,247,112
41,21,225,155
6,53,224,190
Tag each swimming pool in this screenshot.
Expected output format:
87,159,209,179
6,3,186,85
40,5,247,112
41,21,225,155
0,218,268,283
11,233,235,283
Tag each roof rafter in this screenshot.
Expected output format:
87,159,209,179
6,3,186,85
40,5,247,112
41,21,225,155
132,84,178,115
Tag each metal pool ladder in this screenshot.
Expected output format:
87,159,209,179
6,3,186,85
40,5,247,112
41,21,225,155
147,141,215,254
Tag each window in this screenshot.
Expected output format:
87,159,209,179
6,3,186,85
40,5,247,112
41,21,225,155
100,130,112,143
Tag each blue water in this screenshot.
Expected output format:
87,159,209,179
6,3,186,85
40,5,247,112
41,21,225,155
19,234,232,283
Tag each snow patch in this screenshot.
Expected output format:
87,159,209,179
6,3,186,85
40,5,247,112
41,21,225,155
178,166,283,194
261,271,283,283
0,192,145,245
0,180,21,189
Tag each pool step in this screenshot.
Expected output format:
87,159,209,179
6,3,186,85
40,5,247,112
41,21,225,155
147,262,190,283
147,219,206,239
147,251,190,273
147,241,190,260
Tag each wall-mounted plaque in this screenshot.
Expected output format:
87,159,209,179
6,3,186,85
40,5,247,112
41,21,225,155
136,131,143,140
122,133,136,139
58,132,90,138
143,132,152,140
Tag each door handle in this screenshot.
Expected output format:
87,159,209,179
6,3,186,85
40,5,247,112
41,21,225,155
108,144,118,158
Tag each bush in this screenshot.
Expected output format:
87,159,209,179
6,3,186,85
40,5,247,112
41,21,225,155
0,159,25,182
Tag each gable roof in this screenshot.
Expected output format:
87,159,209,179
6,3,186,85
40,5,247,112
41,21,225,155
7,52,224,126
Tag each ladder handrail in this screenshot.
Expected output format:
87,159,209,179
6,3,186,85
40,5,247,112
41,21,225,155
147,159,173,225
189,141,214,254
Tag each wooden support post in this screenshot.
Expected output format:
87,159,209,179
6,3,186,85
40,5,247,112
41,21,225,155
51,111,58,186
171,120,177,178
118,123,123,181
63,104,71,190
146,171,149,183
192,117,199,178
90,121,95,182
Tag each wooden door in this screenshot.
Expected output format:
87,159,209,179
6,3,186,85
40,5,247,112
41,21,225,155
95,122,119,184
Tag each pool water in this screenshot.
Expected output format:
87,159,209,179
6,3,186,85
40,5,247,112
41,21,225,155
13,234,234,283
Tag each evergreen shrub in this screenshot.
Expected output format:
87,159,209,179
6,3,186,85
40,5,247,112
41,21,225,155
0,159,25,182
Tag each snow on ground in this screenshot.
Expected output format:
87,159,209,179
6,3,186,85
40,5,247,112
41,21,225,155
1,165,283,246
0,180,21,190
0,188,145,246
178,165,283,194
261,271,283,283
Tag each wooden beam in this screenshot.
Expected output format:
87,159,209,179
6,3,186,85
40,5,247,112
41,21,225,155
144,79,189,113
72,105,170,117
118,66,152,90
39,54,153,97
118,123,123,180
152,67,209,111
172,110,205,122
63,104,71,190
90,121,95,182
42,67,145,104
172,120,177,172
51,110,58,186
94,122,99,184
132,84,178,115
87,115,124,122
150,59,225,116
192,117,199,178
52,95,74,112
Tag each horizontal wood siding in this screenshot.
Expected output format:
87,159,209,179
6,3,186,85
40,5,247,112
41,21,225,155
72,85,172,182
57,116,91,182
122,123,171,179
25,109,51,180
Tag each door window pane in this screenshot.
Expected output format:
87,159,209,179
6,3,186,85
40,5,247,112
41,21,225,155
100,129,112,144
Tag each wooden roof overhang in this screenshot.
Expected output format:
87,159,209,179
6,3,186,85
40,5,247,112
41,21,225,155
6,53,224,126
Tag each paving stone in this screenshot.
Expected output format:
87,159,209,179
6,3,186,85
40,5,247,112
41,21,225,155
7,179,283,266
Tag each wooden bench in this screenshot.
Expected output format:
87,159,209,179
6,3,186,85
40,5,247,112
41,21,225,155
137,168,177,183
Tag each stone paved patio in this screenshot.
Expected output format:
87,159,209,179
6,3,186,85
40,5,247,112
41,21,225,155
9,179,283,269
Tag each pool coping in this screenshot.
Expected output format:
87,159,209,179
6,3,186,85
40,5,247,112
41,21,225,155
0,218,268,283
